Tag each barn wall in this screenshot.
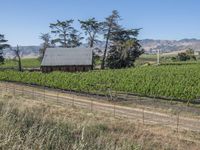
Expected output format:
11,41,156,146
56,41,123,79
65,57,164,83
41,65,92,73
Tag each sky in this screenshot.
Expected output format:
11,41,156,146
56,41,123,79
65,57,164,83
0,0,200,46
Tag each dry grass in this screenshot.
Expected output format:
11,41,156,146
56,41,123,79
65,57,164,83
0,93,200,150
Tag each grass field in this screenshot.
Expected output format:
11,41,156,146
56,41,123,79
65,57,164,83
0,92,200,149
0,54,197,69
1,63,200,101
1,58,41,68
135,53,200,66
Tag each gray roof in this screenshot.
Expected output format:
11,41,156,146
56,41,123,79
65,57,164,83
41,48,93,66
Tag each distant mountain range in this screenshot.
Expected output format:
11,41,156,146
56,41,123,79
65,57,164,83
3,39,200,58
4,46,40,58
140,39,200,54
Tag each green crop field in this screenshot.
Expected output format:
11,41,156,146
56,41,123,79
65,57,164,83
1,63,200,101
1,58,41,68
135,53,200,66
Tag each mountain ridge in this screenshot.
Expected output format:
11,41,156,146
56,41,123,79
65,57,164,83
3,39,200,58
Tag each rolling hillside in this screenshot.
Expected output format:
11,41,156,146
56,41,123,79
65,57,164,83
3,39,200,58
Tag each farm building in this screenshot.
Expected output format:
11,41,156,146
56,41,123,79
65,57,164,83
41,48,93,73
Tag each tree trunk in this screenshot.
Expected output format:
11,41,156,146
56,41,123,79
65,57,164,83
63,31,67,47
101,29,111,69
90,34,95,48
92,52,95,70
90,38,94,70
90,39,94,48
18,56,22,72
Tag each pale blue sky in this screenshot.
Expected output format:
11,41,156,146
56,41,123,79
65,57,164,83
0,0,199,46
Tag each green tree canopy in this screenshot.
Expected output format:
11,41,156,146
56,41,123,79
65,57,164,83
79,18,103,48
67,29,83,48
0,34,10,64
50,20,82,48
106,28,144,69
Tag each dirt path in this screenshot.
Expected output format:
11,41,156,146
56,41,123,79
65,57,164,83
1,82,200,132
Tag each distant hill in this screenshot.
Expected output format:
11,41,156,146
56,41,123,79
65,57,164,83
3,39,200,58
140,39,200,54
4,46,40,58
84,39,200,54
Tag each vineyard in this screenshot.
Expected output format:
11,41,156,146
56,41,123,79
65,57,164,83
0,64,200,101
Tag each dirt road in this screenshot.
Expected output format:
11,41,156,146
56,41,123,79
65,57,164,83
1,82,200,132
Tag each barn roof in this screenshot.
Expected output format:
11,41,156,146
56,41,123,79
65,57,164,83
41,48,93,66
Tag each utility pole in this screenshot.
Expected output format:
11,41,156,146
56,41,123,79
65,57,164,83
157,49,160,65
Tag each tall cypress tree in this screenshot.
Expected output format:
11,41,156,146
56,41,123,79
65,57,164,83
101,10,121,69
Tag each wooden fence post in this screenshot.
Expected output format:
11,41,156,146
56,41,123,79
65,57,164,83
153,96,156,105
70,90,75,107
113,101,116,118
142,107,145,125
22,86,24,96
0,82,2,97
6,83,8,92
32,87,35,100
90,96,93,112
57,91,59,104
43,86,45,101
13,84,15,97
177,112,180,134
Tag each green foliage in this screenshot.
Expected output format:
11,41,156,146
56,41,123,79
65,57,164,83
186,48,195,55
1,64,200,100
160,61,199,66
50,20,82,48
102,10,143,69
177,49,196,61
106,30,144,69
0,56,4,65
67,29,83,48
177,52,192,61
0,34,10,64
79,18,103,48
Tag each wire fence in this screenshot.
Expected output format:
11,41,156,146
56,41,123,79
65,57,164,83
0,81,200,133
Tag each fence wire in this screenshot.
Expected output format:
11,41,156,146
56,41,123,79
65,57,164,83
0,81,200,133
